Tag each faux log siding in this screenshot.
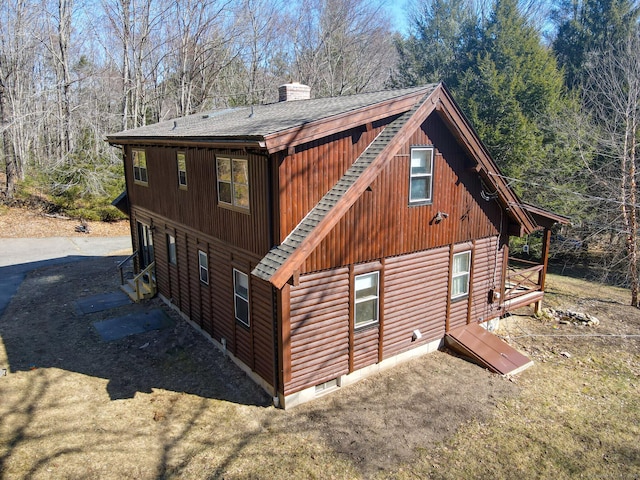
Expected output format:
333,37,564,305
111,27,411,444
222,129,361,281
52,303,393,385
287,268,350,394
469,237,504,323
383,246,449,358
353,327,379,371
298,113,504,274
125,146,271,256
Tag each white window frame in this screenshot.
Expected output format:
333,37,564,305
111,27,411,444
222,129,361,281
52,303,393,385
167,234,177,265
354,271,380,329
132,149,148,185
451,251,471,300
177,151,187,189
233,269,250,327
216,157,250,211
409,146,434,204
198,250,209,285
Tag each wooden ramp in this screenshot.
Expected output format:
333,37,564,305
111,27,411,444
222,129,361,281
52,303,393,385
445,323,533,375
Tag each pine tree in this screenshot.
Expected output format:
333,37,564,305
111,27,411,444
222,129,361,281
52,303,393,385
553,0,640,89
455,0,568,190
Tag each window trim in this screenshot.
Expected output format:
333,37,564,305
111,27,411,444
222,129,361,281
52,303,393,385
408,146,434,205
198,249,209,285
451,250,471,300
167,234,177,265
216,156,250,212
132,148,148,185
233,268,250,328
354,271,380,329
177,151,187,189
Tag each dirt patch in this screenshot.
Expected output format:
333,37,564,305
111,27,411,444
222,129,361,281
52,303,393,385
0,256,520,478
0,205,130,238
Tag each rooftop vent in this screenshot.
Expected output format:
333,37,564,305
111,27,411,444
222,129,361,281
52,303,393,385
279,82,311,102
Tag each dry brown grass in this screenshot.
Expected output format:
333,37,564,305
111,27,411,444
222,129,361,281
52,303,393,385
0,214,639,479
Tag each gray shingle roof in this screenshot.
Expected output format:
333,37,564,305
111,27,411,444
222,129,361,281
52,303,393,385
251,90,433,283
107,86,433,141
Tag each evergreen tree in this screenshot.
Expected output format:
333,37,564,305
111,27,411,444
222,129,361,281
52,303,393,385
455,0,569,196
391,0,477,88
553,0,640,89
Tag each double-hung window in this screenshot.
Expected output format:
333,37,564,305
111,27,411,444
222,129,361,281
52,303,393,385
198,250,209,285
167,234,177,265
177,152,187,189
451,251,471,299
409,147,433,204
216,157,249,210
132,149,148,184
234,269,250,327
354,271,379,328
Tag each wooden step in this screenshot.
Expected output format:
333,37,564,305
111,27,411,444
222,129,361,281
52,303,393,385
121,278,155,302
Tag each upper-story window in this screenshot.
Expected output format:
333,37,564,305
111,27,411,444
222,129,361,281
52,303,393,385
409,146,433,204
132,149,148,185
177,151,187,189
216,157,249,211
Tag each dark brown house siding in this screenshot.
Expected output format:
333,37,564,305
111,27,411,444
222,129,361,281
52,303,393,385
124,145,272,256
293,113,504,274
286,267,350,395
383,246,449,358
130,206,275,387
284,237,505,395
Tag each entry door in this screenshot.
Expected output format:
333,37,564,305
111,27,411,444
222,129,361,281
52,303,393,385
137,221,154,269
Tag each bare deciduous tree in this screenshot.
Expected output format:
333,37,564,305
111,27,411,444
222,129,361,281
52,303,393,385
584,29,640,306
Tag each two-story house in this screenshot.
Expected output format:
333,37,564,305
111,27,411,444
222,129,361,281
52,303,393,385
108,83,565,408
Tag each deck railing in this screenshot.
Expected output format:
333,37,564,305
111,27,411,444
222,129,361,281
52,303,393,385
129,262,156,301
117,251,138,285
504,257,544,302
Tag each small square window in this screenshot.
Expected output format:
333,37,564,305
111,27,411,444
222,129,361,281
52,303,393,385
177,152,187,188
167,234,177,265
234,269,250,327
452,251,471,299
409,147,433,204
198,250,209,285
132,149,148,185
354,271,379,328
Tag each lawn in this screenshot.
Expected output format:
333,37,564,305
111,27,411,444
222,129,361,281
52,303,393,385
0,260,638,479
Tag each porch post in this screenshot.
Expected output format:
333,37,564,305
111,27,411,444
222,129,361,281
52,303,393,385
535,228,552,313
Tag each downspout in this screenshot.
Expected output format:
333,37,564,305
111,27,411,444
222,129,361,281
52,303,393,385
256,147,281,405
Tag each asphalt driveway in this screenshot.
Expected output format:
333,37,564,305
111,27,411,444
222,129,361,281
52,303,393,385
0,236,131,316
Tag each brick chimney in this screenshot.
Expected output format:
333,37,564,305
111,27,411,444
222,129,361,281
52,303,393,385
278,82,311,102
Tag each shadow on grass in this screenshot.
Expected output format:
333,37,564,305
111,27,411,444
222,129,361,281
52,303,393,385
0,255,270,407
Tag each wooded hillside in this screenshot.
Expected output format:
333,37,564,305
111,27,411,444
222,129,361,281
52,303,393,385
2,0,640,304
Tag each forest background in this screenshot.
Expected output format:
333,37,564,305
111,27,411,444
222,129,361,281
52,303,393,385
1,0,640,303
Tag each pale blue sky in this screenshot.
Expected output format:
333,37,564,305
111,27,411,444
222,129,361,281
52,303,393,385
383,0,412,36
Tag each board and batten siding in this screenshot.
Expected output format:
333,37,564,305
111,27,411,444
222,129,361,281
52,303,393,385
130,207,275,387
285,113,505,275
124,145,272,256
284,237,504,395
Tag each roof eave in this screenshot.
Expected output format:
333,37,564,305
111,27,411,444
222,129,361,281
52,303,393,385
106,136,267,150
262,85,438,154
